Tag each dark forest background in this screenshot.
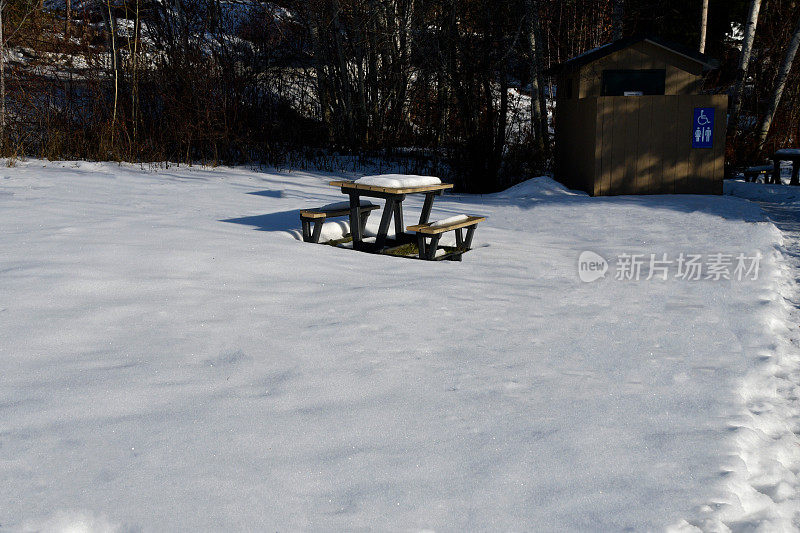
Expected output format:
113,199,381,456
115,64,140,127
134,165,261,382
1,0,798,191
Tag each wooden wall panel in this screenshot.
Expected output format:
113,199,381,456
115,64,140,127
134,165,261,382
593,98,606,196
620,97,635,193
555,101,576,190
554,97,604,195
577,44,701,98
553,101,568,187
650,96,668,194
582,97,599,194
636,41,706,76
635,96,653,193
554,94,726,196
609,97,628,194
575,99,588,191
674,97,692,193
581,47,652,97
599,97,614,196
666,66,701,95
580,64,599,99
661,97,679,194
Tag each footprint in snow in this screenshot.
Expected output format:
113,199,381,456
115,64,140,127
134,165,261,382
204,349,251,368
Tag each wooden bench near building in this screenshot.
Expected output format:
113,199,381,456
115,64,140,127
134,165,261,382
743,165,773,183
742,149,800,185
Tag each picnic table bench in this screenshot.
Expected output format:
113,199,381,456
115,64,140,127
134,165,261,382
300,201,379,243
407,215,485,261
329,179,454,250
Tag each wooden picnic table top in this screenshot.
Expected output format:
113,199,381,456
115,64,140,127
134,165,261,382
329,180,454,195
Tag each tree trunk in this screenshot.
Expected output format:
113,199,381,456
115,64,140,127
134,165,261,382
329,1,356,147
757,15,800,152
729,0,762,133
527,0,546,152
612,0,624,41
493,70,509,187
0,0,5,154
535,4,548,152
132,0,140,146
699,0,709,53
308,17,332,142
104,0,119,149
388,0,412,144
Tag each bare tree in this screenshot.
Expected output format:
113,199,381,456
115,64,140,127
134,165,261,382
699,0,709,53
307,13,332,142
612,0,624,40
131,0,141,145
729,0,762,132
108,0,119,149
0,0,36,153
757,15,800,152
527,0,547,152
0,0,5,152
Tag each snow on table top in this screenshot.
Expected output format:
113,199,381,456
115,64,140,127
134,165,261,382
0,161,795,531
354,174,441,188
775,148,800,156
430,214,469,227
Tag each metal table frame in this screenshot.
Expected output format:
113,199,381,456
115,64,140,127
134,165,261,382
329,181,454,250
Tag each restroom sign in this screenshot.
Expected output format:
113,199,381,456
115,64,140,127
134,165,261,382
692,107,714,148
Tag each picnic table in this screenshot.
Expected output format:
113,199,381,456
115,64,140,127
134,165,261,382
329,179,453,250
772,149,800,186
743,164,773,183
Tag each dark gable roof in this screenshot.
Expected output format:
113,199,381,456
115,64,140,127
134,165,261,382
546,36,719,75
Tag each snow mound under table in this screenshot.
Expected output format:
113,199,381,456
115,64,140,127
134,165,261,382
354,174,441,188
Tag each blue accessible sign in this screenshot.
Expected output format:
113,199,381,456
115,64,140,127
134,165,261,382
692,107,715,148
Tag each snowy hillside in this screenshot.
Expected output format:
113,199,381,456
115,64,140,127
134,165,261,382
1,162,798,531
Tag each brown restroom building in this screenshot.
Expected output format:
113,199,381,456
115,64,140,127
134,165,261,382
551,37,727,196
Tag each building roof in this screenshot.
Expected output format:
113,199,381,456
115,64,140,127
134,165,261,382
546,36,719,75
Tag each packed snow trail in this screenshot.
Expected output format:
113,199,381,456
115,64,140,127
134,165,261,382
724,193,800,529
675,182,800,531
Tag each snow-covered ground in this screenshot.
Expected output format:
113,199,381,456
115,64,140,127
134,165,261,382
1,161,798,531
